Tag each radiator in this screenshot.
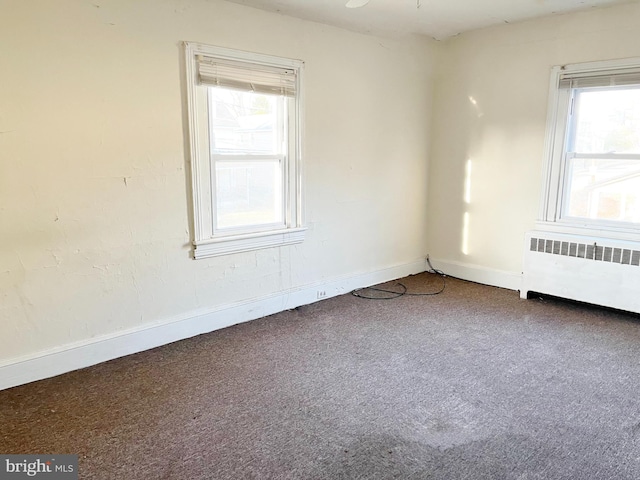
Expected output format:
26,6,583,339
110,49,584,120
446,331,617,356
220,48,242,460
521,231,640,314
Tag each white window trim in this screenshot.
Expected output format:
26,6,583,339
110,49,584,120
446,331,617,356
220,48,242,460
184,42,306,259
537,56,640,241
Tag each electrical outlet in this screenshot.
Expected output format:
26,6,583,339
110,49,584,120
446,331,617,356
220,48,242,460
317,290,327,299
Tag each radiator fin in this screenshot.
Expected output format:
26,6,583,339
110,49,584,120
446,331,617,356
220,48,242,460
530,237,640,267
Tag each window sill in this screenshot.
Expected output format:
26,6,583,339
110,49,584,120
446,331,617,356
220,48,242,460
193,227,307,259
535,221,640,242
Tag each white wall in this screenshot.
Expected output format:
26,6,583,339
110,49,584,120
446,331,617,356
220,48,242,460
0,0,436,370
427,2,640,283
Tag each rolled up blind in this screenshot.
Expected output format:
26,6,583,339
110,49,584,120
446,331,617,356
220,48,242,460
197,55,296,97
560,68,640,89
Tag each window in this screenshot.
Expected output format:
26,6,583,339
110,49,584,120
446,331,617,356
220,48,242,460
540,58,640,237
184,43,305,259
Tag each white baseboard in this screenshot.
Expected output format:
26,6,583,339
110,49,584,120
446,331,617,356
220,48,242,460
430,258,522,291
0,259,427,391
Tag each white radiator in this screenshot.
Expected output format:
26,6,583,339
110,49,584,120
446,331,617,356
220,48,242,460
521,231,640,314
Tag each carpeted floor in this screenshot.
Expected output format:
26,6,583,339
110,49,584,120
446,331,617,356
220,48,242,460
2,273,640,479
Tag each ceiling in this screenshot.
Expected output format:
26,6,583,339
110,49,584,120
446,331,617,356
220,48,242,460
224,0,635,40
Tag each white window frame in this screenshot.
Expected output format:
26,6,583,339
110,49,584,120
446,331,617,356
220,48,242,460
184,42,305,259
538,57,640,241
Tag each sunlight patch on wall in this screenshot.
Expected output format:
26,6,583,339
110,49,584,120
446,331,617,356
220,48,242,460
468,95,484,117
461,157,472,255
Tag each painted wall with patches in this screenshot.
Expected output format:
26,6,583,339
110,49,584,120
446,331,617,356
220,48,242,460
0,0,436,365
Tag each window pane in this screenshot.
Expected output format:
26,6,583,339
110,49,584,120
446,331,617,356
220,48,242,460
573,87,640,154
565,158,640,222
215,160,283,230
208,88,282,155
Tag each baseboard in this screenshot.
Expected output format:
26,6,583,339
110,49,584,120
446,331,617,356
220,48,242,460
430,258,522,291
0,258,427,391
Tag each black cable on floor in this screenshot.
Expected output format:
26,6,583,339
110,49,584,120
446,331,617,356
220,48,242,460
351,258,446,300
352,282,408,300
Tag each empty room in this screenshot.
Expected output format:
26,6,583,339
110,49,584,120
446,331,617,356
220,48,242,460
2,0,640,478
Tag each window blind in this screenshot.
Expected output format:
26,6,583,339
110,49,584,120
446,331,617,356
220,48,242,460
197,55,296,97
560,68,640,89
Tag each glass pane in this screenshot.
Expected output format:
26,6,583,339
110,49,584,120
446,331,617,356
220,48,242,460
215,160,283,230
565,158,640,222
208,88,282,155
573,87,640,154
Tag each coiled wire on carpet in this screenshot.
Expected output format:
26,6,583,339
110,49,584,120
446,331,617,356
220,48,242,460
351,258,446,300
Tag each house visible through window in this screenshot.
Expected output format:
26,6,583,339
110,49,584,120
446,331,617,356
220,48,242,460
540,58,640,235
184,43,305,259
209,89,285,231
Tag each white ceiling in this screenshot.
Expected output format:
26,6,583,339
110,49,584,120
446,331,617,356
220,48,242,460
224,0,636,40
